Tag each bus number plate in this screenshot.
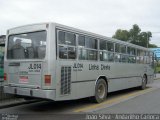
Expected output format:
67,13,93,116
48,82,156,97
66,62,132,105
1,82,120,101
28,63,41,73
19,76,28,83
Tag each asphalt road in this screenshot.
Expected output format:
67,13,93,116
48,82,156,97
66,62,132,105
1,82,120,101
0,80,160,120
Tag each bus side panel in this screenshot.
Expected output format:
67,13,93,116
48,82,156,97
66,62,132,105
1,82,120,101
55,61,96,101
107,63,144,92
146,65,154,84
55,61,77,100
54,61,148,101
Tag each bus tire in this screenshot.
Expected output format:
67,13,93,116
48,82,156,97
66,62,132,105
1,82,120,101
92,79,107,103
140,75,147,90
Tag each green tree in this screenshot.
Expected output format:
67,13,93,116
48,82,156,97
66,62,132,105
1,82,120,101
112,29,130,41
139,32,152,47
112,24,157,48
129,24,141,45
149,43,157,48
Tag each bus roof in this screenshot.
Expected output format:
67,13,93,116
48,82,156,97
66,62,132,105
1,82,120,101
54,22,151,52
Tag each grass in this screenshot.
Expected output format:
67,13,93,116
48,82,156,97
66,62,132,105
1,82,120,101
156,66,160,73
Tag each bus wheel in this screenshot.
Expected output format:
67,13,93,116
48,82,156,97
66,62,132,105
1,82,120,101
92,79,107,103
141,75,147,90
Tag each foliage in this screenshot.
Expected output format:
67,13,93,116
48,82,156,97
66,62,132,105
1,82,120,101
112,29,130,42
112,24,157,48
149,43,158,48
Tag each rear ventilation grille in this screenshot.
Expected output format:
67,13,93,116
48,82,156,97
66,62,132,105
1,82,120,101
61,66,71,95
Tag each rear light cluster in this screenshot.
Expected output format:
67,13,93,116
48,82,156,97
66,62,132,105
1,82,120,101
4,73,7,81
45,75,51,86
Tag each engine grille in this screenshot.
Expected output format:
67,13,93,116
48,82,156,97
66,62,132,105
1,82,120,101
61,66,71,95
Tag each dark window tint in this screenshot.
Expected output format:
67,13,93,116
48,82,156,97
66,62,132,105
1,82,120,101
121,55,128,63
68,47,76,59
121,45,126,54
78,48,87,60
100,51,108,61
65,32,75,46
100,51,114,62
115,44,120,53
59,46,67,59
85,36,97,49
7,31,47,59
127,47,136,55
100,40,107,50
87,50,97,60
78,35,85,46
58,31,65,44
58,31,76,46
59,46,76,59
115,53,121,62
107,42,114,52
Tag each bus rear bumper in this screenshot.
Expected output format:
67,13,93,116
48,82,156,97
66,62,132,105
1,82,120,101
4,86,56,100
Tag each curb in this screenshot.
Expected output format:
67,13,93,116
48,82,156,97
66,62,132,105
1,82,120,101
0,99,40,109
154,78,160,80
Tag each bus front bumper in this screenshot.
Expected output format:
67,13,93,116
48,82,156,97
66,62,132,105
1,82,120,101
4,86,56,100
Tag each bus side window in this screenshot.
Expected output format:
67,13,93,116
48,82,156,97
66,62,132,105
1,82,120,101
59,46,67,59
78,35,86,60
85,37,97,49
100,40,107,50
121,54,128,63
99,40,107,61
108,52,114,62
115,44,121,62
115,53,121,62
58,31,65,44
65,32,76,46
68,47,76,59
127,47,136,64
140,51,145,64
78,35,97,61
78,35,85,47
107,42,114,52
88,50,97,60
78,48,87,60
99,40,114,62
58,30,76,59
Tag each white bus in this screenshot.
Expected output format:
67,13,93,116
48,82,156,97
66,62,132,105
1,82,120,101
4,23,155,103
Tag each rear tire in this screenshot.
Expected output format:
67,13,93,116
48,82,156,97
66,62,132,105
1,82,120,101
91,79,107,103
140,75,147,90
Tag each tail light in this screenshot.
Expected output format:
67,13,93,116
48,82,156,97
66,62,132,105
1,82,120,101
45,75,51,86
4,73,7,81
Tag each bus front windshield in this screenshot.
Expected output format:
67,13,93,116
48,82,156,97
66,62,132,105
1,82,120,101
7,31,47,59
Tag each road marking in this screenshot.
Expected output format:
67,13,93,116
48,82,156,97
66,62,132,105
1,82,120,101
74,87,156,113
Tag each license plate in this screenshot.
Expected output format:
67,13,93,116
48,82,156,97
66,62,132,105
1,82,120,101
19,76,28,83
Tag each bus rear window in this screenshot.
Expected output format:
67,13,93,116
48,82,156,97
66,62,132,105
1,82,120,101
7,31,47,59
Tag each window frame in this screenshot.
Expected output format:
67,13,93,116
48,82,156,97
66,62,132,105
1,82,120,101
57,29,77,60
78,34,98,61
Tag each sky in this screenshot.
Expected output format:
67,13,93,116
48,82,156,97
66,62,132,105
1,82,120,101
0,0,160,46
